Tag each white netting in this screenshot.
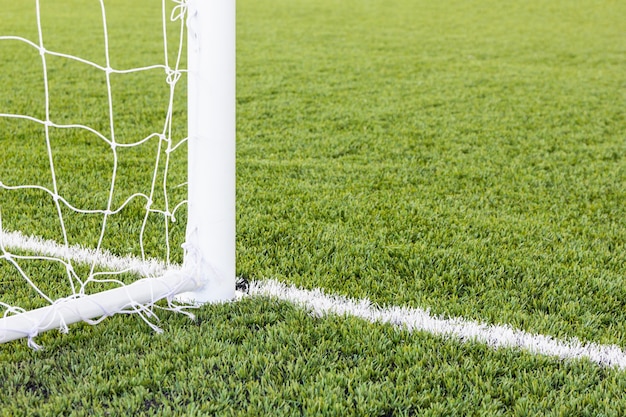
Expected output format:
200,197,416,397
0,0,197,347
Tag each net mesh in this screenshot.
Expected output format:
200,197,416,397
0,0,194,347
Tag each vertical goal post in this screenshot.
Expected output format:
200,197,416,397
0,0,235,346
178,0,236,304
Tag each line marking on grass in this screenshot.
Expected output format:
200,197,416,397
0,229,172,277
3,229,626,369
249,279,626,370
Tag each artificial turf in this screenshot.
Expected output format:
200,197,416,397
1,0,626,414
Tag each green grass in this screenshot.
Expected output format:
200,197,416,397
2,0,626,414
4,299,626,416
237,0,626,346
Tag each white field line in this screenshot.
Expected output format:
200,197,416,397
250,280,626,370
2,229,626,369
0,230,173,277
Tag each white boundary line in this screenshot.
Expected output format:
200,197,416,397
250,279,626,370
2,229,626,369
0,230,173,277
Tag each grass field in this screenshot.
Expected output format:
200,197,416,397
2,0,626,415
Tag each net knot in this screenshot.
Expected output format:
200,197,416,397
27,330,42,350
170,0,188,22
165,69,182,85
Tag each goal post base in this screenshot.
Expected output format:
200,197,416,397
0,270,198,346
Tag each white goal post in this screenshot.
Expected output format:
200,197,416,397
0,0,235,346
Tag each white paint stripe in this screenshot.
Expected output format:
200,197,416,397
3,229,626,369
249,279,626,370
0,229,173,277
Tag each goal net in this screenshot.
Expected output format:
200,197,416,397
0,0,235,348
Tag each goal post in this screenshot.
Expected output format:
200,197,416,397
179,0,236,303
0,0,235,346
